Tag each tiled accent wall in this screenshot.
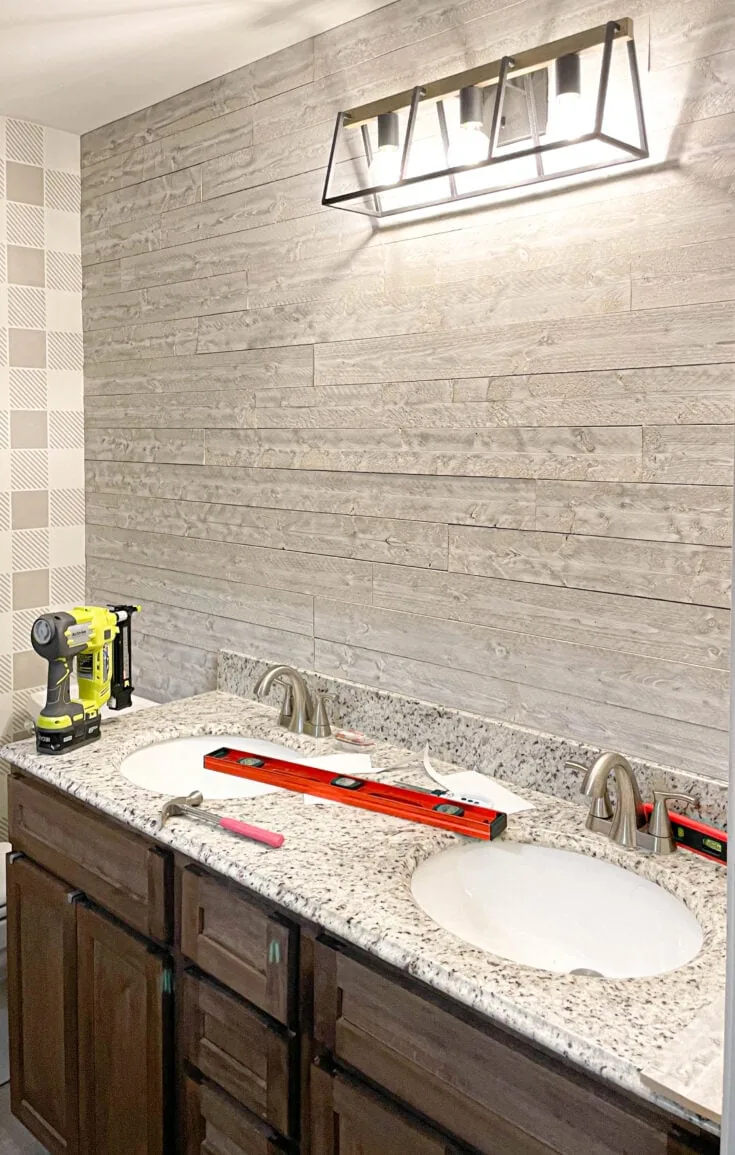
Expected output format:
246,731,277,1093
0,116,85,752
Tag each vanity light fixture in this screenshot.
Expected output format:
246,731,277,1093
322,18,648,218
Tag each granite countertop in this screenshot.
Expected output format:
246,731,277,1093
1,690,727,1132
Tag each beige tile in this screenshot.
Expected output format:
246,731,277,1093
11,490,49,529
6,161,44,206
7,245,45,287
12,648,46,690
9,328,46,368
10,411,48,449
12,568,49,610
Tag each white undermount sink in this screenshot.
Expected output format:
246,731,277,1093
411,840,703,978
119,734,307,800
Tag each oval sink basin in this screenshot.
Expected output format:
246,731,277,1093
119,734,307,800
411,841,703,978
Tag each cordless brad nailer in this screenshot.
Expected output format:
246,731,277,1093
30,605,140,754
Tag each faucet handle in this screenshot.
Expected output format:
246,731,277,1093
308,690,333,739
649,789,694,843
566,759,613,820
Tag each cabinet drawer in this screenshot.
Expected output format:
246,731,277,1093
181,970,294,1138
314,942,697,1155
180,867,296,1026
9,775,170,941
183,1076,285,1155
311,1064,464,1155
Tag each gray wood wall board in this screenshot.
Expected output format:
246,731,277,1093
81,107,254,202
82,0,735,778
85,491,449,570
252,393,732,428
201,119,339,202
313,638,729,780
642,424,735,484
535,480,733,547
85,524,374,605
80,37,315,167
82,166,203,232
253,381,456,408
448,526,732,607
195,275,633,354
129,633,218,700
82,258,122,295
160,167,329,249
651,0,735,69
82,216,162,267
118,208,367,292
312,597,728,728
84,270,251,331
202,424,643,483
92,588,316,667
313,303,735,384
84,460,537,530
85,390,256,430
83,345,313,395
371,563,731,669
87,555,315,635
85,427,205,465
631,265,735,311
451,365,735,414
83,317,199,364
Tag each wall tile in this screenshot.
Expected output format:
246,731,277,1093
7,244,45,287
6,121,43,167
10,410,47,448
11,567,49,611
12,648,46,690
6,162,44,207
11,489,49,529
8,327,46,367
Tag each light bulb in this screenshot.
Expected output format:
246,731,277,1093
448,122,489,167
368,111,401,187
553,91,585,139
368,145,401,187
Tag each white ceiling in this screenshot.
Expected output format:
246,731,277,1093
0,0,393,135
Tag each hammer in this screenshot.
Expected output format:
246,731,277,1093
158,791,284,848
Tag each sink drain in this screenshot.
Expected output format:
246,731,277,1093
569,967,604,977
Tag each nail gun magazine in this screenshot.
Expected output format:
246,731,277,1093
30,604,140,754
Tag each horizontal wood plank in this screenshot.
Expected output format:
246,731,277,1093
448,525,731,607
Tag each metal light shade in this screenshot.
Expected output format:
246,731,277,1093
322,18,648,218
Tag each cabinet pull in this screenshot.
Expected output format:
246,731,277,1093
7,851,24,863
66,889,84,905
268,939,281,965
160,968,173,995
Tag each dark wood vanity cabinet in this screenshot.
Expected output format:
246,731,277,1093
6,773,722,1155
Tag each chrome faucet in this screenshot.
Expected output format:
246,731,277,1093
566,751,693,855
253,665,332,738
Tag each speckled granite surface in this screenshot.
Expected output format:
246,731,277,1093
219,650,730,829
1,690,726,1134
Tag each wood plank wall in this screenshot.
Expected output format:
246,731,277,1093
80,0,735,779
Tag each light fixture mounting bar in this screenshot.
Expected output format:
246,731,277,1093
342,17,634,128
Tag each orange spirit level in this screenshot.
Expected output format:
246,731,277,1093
203,746,508,841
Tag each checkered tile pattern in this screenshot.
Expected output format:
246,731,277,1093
0,116,84,754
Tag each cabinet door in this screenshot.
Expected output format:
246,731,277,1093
311,1065,463,1155
7,855,79,1155
76,902,171,1155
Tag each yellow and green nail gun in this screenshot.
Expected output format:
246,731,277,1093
30,604,141,754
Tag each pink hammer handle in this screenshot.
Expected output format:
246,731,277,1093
219,817,284,848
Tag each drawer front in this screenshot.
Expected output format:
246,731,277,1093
180,867,296,1026
181,970,294,1138
311,1065,463,1155
9,775,170,941
183,1076,284,1155
314,942,685,1155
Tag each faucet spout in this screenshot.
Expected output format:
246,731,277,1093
254,665,312,734
581,752,646,850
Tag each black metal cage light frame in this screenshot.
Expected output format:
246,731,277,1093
322,18,648,218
